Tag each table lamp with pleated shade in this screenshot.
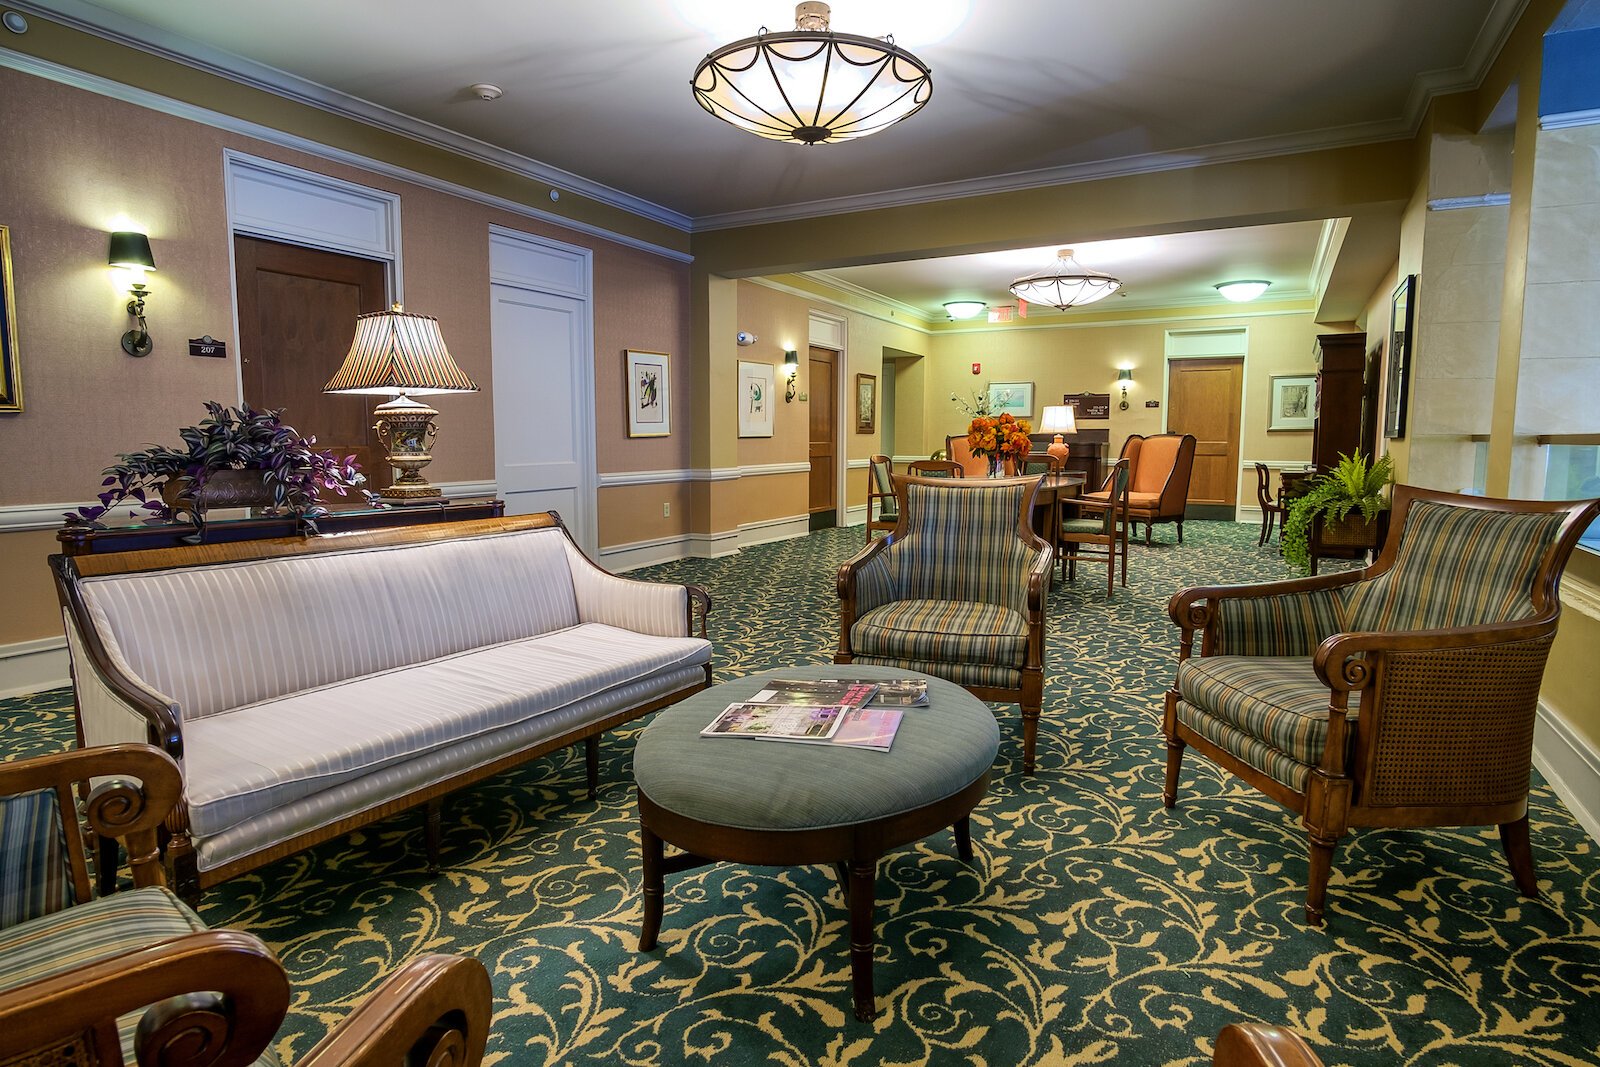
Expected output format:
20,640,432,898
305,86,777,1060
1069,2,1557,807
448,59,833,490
323,304,478,502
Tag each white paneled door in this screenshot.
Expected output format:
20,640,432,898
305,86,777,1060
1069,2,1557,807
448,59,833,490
488,227,596,555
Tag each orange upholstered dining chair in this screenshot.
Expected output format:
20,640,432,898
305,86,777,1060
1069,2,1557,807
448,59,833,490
1084,432,1196,545
945,434,996,478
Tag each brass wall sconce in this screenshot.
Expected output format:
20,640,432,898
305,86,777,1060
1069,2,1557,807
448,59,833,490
1117,367,1133,410
108,231,156,356
784,349,798,402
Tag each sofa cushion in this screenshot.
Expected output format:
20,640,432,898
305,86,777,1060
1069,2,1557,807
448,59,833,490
853,599,1028,666
0,886,281,1066
0,788,71,930
181,623,710,838
79,526,582,721
1176,655,1361,769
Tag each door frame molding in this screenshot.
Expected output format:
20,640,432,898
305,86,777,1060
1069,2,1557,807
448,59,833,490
223,150,403,405
1163,326,1249,508
487,224,598,556
809,311,848,524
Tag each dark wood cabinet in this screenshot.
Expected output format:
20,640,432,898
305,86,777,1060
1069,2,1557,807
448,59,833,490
1311,332,1368,470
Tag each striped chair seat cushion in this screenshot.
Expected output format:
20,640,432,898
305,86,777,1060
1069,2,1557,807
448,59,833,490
851,655,1020,691
1177,655,1362,769
181,623,711,838
1176,700,1316,794
0,886,280,1066
852,600,1028,667
0,788,71,930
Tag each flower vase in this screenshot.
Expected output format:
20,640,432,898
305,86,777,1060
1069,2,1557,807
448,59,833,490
988,456,1004,479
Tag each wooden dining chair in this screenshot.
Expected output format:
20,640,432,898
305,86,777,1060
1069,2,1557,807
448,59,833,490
866,455,898,541
907,459,965,478
1254,462,1288,546
1060,458,1130,597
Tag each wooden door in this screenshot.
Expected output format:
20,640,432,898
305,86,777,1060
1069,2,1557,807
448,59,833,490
234,236,389,491
809,346,837,527
1167,357,1243,507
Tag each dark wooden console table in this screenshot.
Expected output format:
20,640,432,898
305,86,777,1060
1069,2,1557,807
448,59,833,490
1030,429,1107,489
57,498,505,556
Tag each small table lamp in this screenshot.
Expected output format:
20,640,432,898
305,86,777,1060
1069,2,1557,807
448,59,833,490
323,304,479,502
1040,404,1076,464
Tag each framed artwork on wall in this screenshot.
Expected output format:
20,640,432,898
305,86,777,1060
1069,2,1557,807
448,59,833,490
987,381,1034,421
0,225,21,413
1268,374,1316,431
855,373,876,433
738,359,775,438
624,350,670,438
1385,274,1416,440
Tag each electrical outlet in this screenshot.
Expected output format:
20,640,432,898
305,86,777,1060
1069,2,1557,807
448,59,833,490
662,502,671,517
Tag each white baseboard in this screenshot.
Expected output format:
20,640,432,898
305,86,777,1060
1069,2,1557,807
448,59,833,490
597,514,812,572
738,513,810,548
1535,700,1600,845
0,637,70,699
843,504,868,527
596,533,697,572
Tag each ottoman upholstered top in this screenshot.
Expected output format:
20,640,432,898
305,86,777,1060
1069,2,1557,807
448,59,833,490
635,665,999,832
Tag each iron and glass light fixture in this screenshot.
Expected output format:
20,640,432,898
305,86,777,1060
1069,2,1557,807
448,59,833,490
943,300,986,320
323,304,479,502
108,231,156,356
784,348,799,402
1008,248,1122,311
1215,280,1271,302
1117,368,1134,410
691,2,933,145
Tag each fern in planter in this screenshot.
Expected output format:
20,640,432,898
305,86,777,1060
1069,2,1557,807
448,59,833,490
1281,451,1394,573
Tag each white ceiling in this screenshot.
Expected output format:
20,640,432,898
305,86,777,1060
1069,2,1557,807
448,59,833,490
810,220,1328,321
36,0,1515,226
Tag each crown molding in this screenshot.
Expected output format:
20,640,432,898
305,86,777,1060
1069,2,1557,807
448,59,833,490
4,0,692,233
1428,194,1512,211
805,271,935,325
1400,0,1530,127
1541,107,1600,130
0,48,694,264
746,277,934,336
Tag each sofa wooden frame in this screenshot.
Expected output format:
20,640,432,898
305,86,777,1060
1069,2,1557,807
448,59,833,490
50,513,712,902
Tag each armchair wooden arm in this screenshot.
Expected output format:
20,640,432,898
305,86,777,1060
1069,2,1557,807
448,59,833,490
0,743,182,898
1167,569,1367,633
686,584,712,640
1213,1023,1323,1067
298,953,493,1067
0,929,290,1067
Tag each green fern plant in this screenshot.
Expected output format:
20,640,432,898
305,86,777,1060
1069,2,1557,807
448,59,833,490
1281,451,1395,573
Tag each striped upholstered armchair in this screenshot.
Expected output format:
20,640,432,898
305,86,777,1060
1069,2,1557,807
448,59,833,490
836,475,1052,772
0,744,493,1065
1163,486,1600,925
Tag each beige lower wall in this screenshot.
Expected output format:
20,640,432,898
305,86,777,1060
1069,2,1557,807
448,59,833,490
0,530,66,647
596,483,692,548
1548,550,1600,756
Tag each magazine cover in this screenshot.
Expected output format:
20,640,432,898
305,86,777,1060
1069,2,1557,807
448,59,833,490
829,707,904,750
750,679,879,708
871,680,929,707
701,702,846,741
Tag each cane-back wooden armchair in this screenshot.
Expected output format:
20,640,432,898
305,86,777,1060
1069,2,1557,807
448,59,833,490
837,475,1052,772
0,743,494,1066
1164,485,1600,925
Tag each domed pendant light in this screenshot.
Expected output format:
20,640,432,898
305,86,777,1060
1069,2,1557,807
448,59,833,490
691,2,933,145
1008,248,1122,310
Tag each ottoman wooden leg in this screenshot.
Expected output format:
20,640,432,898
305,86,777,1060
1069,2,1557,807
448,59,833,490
639,820,664,951
848,857,879,1021
954,816,973,863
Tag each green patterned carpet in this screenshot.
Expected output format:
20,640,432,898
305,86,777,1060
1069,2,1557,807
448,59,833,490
3,522,1598,1066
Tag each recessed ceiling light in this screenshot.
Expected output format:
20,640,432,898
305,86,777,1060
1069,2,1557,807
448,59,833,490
1215,280,1271,302
944,300,986,320
2,11,28,33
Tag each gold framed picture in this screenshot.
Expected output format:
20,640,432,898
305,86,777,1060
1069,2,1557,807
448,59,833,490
856,373,876,433
0,225,21,413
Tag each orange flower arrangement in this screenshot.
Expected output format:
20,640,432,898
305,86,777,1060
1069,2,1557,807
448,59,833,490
967,411,1033,465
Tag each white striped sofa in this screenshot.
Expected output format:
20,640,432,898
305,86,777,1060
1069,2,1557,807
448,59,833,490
51,514,712,900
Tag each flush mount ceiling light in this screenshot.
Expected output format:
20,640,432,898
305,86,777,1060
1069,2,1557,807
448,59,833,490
943,300,986,320
691,2,933,145
1008,248,1122,310
1215,280,1272,302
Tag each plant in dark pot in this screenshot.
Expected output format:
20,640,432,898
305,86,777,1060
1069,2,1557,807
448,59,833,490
1281,451,1395,574
64,402,366,530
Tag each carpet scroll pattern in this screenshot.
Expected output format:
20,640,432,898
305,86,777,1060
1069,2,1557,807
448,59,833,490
2,523,1598,1065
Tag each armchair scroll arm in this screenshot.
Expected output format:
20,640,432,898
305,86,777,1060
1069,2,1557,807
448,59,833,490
0,929,290,1067
1213,1023,1323,1067
1311,616,1559,692
297,954,494,1067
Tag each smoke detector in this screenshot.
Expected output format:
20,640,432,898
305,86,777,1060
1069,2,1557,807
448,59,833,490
469,83,503,101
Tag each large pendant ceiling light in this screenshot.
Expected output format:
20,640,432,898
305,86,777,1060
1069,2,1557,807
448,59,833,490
1008,248,1123,310
691,2,933,145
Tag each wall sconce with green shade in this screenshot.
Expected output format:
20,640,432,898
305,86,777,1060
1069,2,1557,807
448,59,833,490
1117,367,1133,410
784,349,798,402
108,231,156,356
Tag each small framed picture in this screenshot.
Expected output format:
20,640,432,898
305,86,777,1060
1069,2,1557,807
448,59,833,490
855,373,876,433
1385,274,1416,439
737,360,775,438
0,225,21,413
1268,374,1316,432
625,350,670,438
987,381,1034,421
